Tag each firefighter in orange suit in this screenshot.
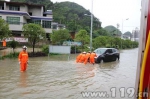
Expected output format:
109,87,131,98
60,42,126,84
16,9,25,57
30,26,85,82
18,46,29,72
79,51,86,63
90,52,97,65
2,39,6,47
76,53,82,63
84,51,91,64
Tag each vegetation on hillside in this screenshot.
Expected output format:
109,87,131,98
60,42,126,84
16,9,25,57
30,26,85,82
124,31,132,37
104,25,122,36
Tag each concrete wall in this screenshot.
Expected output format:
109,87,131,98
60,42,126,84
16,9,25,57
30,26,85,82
5,4,28,12
28,6,41,16
45,28,52,33
20,5,28,12
47,15,53,17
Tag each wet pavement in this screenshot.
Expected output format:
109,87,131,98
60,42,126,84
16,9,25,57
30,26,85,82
0,48,138,99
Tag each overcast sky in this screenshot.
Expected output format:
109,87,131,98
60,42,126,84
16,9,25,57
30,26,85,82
51,0,141,33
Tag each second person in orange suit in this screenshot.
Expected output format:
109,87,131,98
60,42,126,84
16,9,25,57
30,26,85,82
90,52,97,65
18,46,29,72
84,51,91,64
79,51,86,63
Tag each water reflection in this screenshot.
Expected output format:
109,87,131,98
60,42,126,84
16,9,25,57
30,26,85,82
19,72,28,88
99,61,120,69
76,64,97,79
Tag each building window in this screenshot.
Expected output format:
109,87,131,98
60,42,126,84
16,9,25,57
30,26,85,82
42,20,51,28
52,25,57,29
6,16,20,24
9,5,20,11
32,20,41,25
0,5,4,10
27,19,41,25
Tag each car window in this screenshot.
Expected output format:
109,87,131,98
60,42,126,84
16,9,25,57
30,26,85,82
112,49,116,53
106,49,113,53
98,49,106,54
94,48,106,54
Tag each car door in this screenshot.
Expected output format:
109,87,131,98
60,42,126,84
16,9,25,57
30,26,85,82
104,49,113,61
112,48,117,60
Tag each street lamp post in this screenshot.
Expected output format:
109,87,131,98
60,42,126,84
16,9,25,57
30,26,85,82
84,0,93,51
90,0,93,52
121,18,129,49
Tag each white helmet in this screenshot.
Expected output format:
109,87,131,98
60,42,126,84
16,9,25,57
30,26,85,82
23,45,27,49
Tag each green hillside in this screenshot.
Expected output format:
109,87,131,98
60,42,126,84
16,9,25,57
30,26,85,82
124,31,132,36
104,25,122,36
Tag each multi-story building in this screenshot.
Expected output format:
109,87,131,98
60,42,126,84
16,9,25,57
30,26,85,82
0,1,53,39
132,27,139,42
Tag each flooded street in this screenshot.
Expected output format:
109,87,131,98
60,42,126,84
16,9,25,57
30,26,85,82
0,48,138,99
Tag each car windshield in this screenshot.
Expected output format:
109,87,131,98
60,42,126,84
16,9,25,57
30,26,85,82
94,48,107,55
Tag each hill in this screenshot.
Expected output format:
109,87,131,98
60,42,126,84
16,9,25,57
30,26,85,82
124,31,132,37
104,25,122,36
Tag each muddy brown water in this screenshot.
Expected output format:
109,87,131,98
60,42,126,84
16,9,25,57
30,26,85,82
0,48,138,99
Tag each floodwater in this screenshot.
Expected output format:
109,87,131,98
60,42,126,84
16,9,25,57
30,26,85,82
0,48,138,99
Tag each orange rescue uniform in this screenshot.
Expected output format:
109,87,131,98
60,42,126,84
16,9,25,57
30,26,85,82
79,53,86,63
18,51,28,72
2,40,6,47
76,53,82,63
90,52,97,64
84,53,91,64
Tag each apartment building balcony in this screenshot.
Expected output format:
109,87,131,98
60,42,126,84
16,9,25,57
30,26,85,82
6,21,52,33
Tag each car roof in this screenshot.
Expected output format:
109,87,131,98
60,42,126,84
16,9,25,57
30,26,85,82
96,48,116,50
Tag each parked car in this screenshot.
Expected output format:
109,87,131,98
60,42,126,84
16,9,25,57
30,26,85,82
94,48,120,63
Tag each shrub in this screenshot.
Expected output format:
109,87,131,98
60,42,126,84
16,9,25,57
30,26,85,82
41,45,49,54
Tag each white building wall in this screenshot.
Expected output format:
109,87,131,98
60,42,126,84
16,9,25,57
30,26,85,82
20,5,28,12
28,7,41,16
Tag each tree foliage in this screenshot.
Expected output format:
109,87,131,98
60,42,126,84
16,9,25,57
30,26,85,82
51,29,71,45
74,30,90,51
93,36,138,49
8,40,18,53
22,23,46,54
0,18,11,40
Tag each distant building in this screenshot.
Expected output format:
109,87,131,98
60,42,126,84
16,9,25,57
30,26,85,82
0,1,53,38
122,35,131,40
132,27,139,42
52,22,66,30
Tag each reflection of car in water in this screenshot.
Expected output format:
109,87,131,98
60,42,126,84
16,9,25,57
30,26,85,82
94,48,120,63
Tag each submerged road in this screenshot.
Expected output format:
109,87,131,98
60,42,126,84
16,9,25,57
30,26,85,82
0,48,138,99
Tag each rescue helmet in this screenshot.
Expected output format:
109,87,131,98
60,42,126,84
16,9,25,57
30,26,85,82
22,45,27,49
83,51,86,54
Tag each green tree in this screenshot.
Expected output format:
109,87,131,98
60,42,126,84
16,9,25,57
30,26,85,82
0,18,11,40
51,29,71,45
8,40,18,53
93,36,108,49
22,23,46,54
74,29,90,51
93,28,109,38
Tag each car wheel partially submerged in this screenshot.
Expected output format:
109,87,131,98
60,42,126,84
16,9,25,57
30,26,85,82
99,59,103,63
